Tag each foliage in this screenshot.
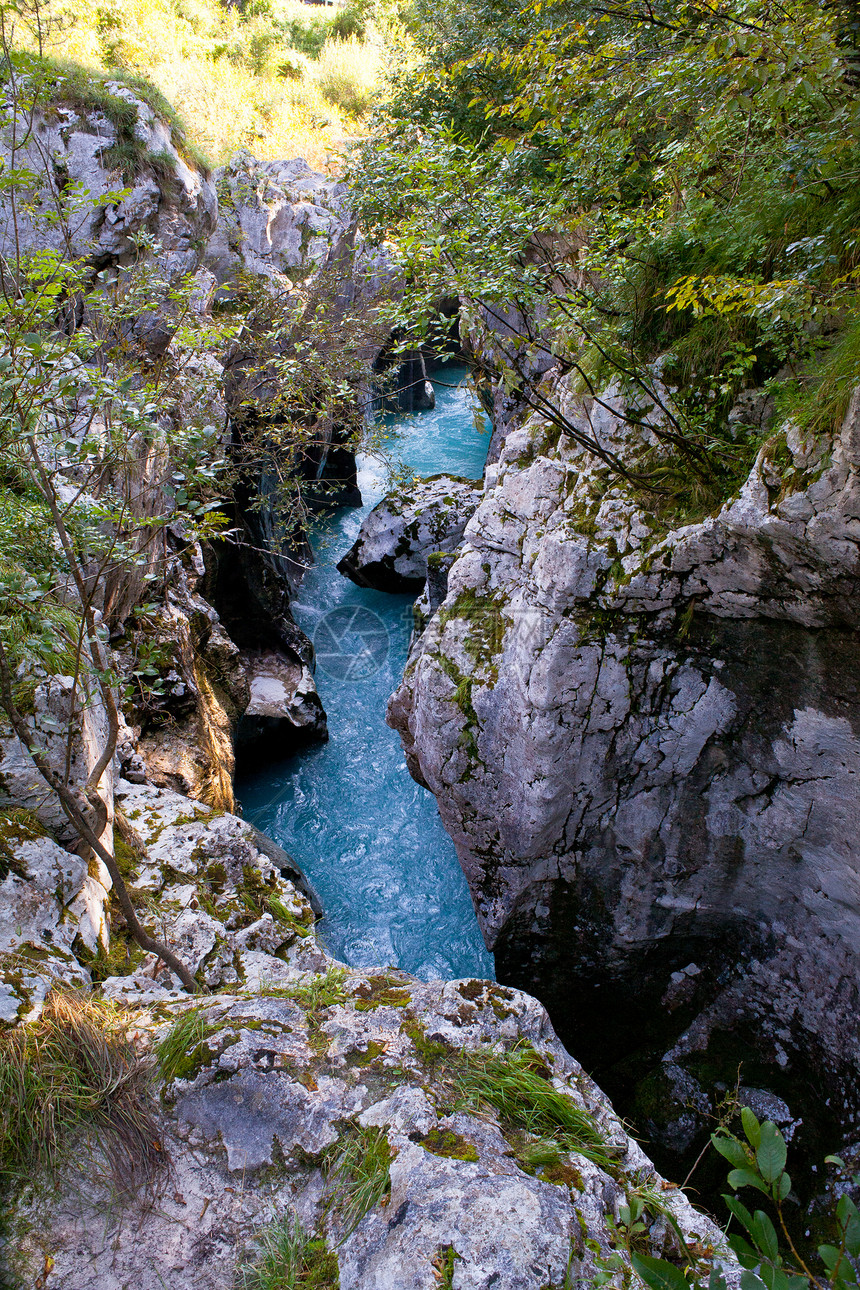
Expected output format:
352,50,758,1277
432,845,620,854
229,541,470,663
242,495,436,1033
236,1212,339,1290
7,0,383,165
352,0,860,507
0,991,162,1194
634,1108,860,1290
323,1123,393,1238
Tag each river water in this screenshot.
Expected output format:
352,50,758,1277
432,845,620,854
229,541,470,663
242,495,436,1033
237,365,495,981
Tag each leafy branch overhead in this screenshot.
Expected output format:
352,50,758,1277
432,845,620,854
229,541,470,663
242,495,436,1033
352,0,860,508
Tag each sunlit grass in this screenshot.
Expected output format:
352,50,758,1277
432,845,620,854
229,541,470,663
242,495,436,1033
14,0,382,168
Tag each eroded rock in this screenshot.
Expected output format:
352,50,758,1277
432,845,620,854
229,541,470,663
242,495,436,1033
205,151,349,300
338,474,482,593
235,648,327,765
389,377,860,1170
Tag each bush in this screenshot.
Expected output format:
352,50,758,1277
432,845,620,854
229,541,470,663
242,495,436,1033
634,1108,860,1290
313,35,377,118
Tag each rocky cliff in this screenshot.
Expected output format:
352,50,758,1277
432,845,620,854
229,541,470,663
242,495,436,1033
0,776,734,1289
389,371,860,1173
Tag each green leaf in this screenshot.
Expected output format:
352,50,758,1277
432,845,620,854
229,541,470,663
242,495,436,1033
631,1253,691,1290
725,1195,757,1237
712,1133,751,1170
756,1122,787,1184
751,1210,779,1262
819,1243,842,1270
741,1107,762,1149
728,1168,770,1195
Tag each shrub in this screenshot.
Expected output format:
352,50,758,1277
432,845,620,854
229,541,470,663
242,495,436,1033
634,1108,860,1290
313,35,377,118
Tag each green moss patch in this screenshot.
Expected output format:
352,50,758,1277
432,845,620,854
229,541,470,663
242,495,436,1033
419,1127,479,1162
345,1040,387,1069
399,1016,451,1065
352,976,412,1011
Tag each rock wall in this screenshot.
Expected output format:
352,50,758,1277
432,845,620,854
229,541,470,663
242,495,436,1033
0,78,217,353
389,374,860,1171
0,778,735,1290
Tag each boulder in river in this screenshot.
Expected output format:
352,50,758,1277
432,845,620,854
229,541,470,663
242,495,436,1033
338,474,483,593
235,647,328,765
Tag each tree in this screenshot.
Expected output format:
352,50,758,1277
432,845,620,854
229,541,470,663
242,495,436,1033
0,37,235,992
352,0,860,514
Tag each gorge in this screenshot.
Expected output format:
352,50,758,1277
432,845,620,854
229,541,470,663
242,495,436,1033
1,2,860,1286
238,366,494,983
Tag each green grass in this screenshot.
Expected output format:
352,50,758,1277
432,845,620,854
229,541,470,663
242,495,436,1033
431,1245,461,1289
236,1213,339,1290
454,1042,615,1168
778,308,860,440
0,991,162,1195
323,1124,393,1238
156,1006,222,1084
285,967,349,1015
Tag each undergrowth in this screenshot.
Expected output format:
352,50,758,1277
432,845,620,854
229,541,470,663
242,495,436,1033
323,1123,392,1238
10,0,382,167
236,1212,339,1290
0,991,162,1196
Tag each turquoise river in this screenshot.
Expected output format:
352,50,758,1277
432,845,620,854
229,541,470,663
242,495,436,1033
237,365,496,981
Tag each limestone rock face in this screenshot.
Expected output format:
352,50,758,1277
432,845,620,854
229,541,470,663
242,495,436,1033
0,827,110,1024
205,151,349,298
338,474,483,592
0,675,115,850
389,378,860,1165
0,80,216,351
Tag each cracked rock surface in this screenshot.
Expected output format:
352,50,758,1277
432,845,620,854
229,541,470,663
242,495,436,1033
0,760,733,1289
389,376,860,1166
338,474,483,593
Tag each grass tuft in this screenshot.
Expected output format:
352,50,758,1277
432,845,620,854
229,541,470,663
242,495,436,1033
236,1212,339,1290
454,1042,615,1168
156,1005,221,1084
323,1123,393,1238
780,309,860,439
0,990,162,1195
